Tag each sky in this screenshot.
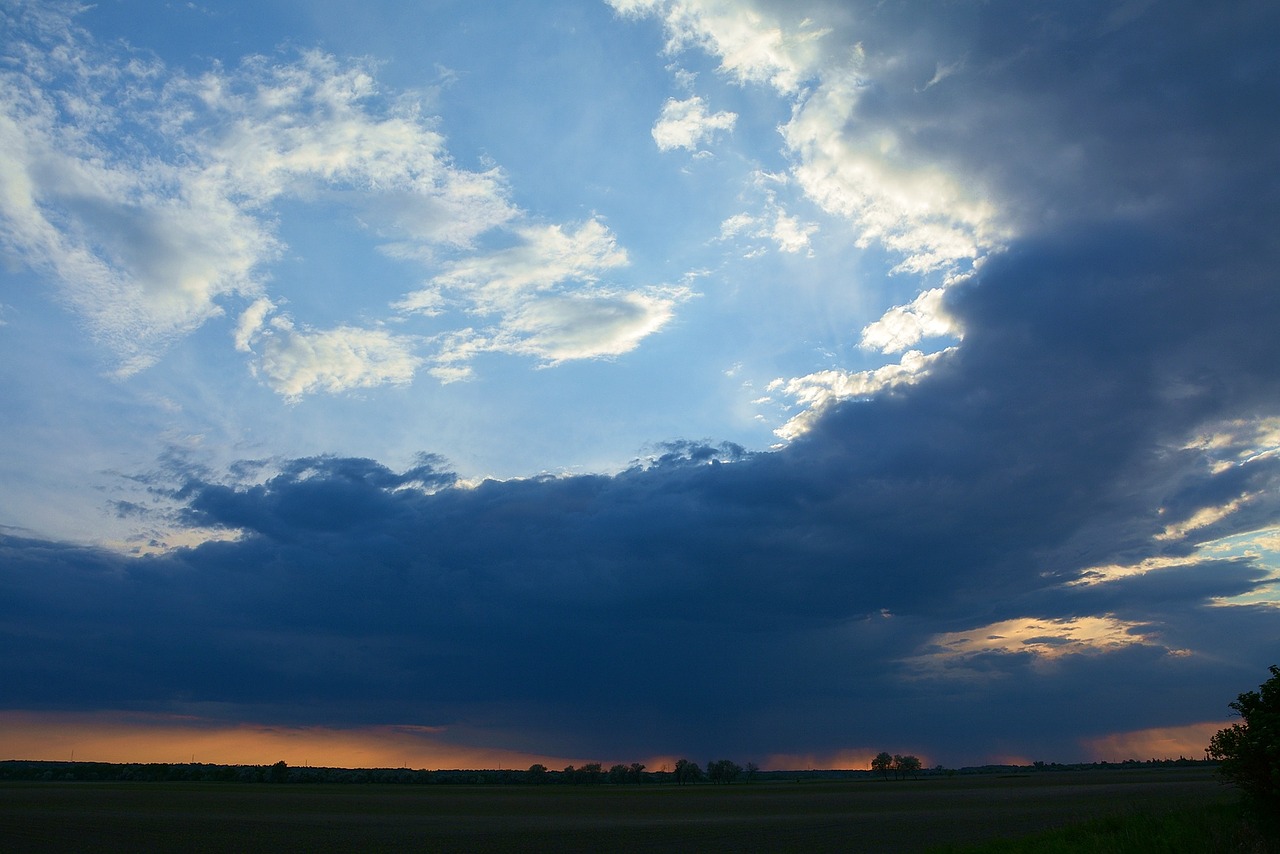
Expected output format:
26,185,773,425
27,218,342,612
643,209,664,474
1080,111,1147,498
1,0,1278,771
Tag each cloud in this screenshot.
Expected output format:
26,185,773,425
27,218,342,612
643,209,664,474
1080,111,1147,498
253,320,422,399
3,0,1279,768
233,297,275,352
859,287,958,354
399,219,682,370
0,4,673,393
718,173,819,256
0,34,276,372
7,192,1280,762
651,95,737,152
911,615,1176,673
411,220,629,308
1082,721,1228,763
619,0,1279,429
617,0,1006,276
769,348,952,439
612,0,831,94
498,291,681,363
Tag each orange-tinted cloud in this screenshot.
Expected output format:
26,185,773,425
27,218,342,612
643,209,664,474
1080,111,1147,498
1081,720,1229,761
760,748,891,772
0,711,576,770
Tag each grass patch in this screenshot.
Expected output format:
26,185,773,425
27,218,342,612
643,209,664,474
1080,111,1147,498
931,802,1279,854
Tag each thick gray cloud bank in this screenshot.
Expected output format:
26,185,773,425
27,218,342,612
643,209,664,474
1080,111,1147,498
3,0,1280,765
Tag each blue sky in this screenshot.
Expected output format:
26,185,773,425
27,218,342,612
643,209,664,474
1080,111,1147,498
1,0,1278,770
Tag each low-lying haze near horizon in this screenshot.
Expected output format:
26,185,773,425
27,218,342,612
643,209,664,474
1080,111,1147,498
1,0,1277,770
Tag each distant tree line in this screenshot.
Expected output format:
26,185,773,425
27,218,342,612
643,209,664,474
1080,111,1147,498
0,754,1219,786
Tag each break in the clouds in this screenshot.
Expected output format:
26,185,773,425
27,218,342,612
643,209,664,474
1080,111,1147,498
2,0,1279,769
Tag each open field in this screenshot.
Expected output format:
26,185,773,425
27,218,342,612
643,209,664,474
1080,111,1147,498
0,767,1230,853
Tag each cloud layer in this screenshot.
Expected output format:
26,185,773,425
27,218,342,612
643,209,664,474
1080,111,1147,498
5,196,1279,761
1,0,1278,767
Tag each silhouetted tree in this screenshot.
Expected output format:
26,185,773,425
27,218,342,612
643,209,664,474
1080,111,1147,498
707,759,742,784
896,755,922,778
872,752,893,779
609,764,629,784
1207,664,1280,818
673,758,703,785
628,762,646,783
745,762,759,782
565,763,603,784
526,763,547,784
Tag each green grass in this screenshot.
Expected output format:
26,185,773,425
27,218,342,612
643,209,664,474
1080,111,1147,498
930,802,1279,854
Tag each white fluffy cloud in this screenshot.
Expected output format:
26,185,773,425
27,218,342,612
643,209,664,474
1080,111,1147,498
651,95,737,151
859,287,958,353
254,320,422,400
781,75,1004,275
769,348,952,439
612,0,830,94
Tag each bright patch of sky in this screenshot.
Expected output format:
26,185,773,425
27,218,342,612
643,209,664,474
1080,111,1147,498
0,0,970,544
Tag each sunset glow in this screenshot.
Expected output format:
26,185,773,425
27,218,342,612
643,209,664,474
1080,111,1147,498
0,712,575,771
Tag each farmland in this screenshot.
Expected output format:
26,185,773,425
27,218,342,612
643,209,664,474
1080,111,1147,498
0,767,1228,853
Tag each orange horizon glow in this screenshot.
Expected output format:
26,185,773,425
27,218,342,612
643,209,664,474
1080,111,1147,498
1,710,1225,772
1081,720,1229,762
761,748,893,772
0,714,874,774
0,711,579,771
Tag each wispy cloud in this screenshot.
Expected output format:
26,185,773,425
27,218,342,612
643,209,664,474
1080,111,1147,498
0,5,675,395
398,218,684,370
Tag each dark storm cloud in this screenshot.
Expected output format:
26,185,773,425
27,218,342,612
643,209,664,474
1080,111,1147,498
2,0,1279,764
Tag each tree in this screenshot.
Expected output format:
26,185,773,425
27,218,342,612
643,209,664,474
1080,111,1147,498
707,759,742,784
745,762,759,783
673,758,703,785
526,763,547,784
871,752,893,780
1207,664,1280,816
896,755,922,778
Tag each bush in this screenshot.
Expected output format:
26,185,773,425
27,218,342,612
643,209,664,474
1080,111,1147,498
1207,664,1280,822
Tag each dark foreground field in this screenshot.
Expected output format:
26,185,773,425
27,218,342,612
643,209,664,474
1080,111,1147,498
0,767,1228,853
